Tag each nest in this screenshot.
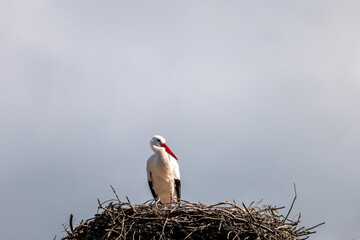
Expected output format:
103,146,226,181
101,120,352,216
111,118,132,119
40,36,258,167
62,186,324,240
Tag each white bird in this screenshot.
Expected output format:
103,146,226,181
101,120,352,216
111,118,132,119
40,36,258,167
146,135,181,204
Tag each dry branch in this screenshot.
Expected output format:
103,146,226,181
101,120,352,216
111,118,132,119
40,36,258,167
62,190,324,240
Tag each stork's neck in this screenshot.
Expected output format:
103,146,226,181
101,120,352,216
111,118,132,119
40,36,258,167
152,145,170,164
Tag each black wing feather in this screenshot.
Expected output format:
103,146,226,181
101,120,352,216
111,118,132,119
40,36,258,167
148,181,157,199
175,179,181,200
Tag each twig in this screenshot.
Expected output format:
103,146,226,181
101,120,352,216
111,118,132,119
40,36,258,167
69,214,74,233
305,221,325,231
284,183,297,223
126,196,136,213
110,185,121,203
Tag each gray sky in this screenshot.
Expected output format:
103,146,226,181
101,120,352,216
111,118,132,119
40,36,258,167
1,1,359,239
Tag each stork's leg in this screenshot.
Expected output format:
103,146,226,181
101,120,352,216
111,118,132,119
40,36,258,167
155,195,161,206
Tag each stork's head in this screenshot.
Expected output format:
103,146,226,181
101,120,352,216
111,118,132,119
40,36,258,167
151,135,166,147
150,135,178,160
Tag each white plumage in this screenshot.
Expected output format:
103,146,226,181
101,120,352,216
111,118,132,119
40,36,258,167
146,135,181,204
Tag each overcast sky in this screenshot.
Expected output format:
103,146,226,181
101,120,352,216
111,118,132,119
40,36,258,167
1,1,360,239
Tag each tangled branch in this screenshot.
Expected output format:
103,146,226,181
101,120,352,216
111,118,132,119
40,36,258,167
62,187,324,240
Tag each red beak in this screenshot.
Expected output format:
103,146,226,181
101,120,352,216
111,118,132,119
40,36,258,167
162,143,178,160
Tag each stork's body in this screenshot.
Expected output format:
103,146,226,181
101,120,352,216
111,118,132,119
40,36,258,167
146,135,181,204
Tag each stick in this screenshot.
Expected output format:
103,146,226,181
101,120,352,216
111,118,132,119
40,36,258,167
284,183,297,223
126,196,136,212
111,184,121,203
69,213,74,233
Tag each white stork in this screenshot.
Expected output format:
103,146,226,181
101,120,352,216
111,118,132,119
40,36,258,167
146,135,181,204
